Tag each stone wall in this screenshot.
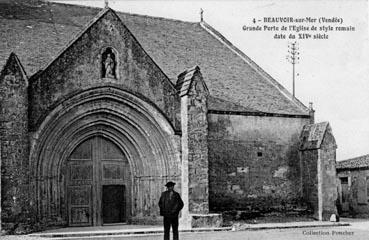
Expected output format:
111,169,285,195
0,54,31,229
320,130,338,220
300,149,319,215
208,113,310,211
300,144,338,220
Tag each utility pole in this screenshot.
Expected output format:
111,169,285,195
286,42,300,98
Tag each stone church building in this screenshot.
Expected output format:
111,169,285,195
0,2,338,230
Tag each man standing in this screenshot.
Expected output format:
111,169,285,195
159,181,184,240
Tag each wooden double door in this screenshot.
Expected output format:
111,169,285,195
66,136,130,226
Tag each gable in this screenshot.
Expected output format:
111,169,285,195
0,1,309,115
176,66,209,97
299,122,336,150
28,8,179,129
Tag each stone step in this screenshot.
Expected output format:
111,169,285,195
28,227,232,238
28,221,349,238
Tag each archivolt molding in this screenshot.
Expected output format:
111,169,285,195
29,86,181,220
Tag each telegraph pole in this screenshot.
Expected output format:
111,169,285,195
286,42,300,98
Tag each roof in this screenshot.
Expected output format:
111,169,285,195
176,66,209,97
336,154,369,170
177,66,199,96
208,96,260,112
299,122,330,150
0,0,309,115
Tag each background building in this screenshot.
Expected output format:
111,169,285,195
337,154,369,218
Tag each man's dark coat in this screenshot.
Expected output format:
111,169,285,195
158,190,184,217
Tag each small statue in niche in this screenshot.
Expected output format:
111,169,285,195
104,53,115,78
102,48,116,79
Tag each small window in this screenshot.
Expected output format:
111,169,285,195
257,152,262,157
340,177,348,184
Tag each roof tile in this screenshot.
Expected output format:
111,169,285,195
0,1,309,115
336,154,369,170
299,122,329,150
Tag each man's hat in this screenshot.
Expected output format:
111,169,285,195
165,181,175,187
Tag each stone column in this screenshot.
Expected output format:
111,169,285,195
0,53,30,232
178,66,221,228
317,127,338,220
299,122,337,221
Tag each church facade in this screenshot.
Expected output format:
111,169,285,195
0,2,338,231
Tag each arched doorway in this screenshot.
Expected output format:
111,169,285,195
66,136,130,226
30,87,181,226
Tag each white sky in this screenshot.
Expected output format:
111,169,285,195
54,0,369,161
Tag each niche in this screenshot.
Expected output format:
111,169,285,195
101,47,117,79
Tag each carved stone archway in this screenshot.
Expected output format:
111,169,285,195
29,86,181,226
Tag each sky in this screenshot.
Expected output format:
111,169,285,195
54,0,369,161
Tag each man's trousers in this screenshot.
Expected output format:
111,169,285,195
163,216,179,240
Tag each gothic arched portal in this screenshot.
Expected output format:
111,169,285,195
29,86,181,226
